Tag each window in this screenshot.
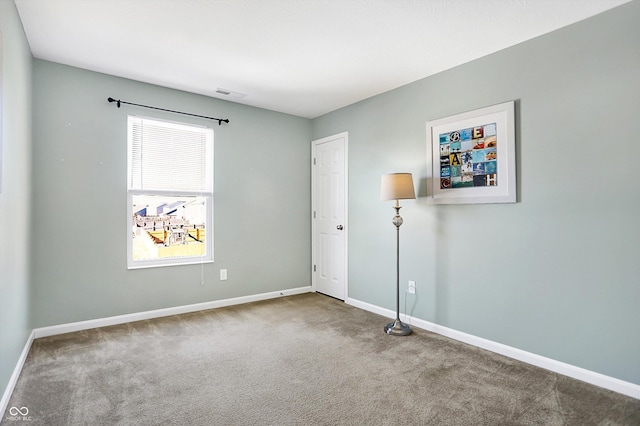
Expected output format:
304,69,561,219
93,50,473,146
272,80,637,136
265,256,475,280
127,116,213,268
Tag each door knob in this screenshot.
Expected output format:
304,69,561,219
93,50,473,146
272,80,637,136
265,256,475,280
337,225,344,230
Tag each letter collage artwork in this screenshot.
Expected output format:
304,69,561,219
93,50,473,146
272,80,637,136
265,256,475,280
439,123,497,189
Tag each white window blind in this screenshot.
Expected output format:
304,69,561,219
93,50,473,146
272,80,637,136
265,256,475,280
128,116,213,192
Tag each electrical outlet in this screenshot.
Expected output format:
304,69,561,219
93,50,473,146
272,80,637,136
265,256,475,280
408,280,416,294
220,269,228,280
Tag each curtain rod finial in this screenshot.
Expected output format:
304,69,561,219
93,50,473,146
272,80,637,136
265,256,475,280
107,97,121,108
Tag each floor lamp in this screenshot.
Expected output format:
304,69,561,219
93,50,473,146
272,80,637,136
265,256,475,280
380,173,416,336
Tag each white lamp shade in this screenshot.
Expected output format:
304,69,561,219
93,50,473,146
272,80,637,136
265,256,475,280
380,173,416,201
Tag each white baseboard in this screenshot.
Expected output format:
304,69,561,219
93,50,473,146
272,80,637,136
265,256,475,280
0,330,35,418
3,287,312,414
34,286,313,339
345,297,640,400
5,288,637,412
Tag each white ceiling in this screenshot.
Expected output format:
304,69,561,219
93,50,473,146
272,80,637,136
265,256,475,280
15,0,629,119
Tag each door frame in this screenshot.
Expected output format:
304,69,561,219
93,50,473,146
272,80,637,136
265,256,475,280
311,132,349,300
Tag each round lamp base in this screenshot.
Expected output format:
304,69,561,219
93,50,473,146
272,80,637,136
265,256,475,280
384,320,412,336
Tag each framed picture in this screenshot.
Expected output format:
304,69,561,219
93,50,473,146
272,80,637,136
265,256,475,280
426,100,516,204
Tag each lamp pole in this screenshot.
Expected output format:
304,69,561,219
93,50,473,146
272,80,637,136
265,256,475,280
380,173,415,336
384,200,412,336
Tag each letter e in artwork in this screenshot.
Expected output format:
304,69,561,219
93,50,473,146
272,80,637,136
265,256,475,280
472,126,484,139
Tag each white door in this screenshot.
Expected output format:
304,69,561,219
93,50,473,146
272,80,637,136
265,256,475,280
312,133,348,300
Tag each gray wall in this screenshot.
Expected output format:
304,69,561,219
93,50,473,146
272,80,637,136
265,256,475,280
0,0,33,398
312,1,640,385
30,61,312,327
3,0,638,400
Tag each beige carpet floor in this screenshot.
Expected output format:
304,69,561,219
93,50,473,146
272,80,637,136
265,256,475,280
2,293,639,425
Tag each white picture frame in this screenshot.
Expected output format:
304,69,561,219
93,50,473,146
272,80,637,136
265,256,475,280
426,100,516,204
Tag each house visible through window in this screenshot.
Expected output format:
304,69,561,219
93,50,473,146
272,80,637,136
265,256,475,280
127,115,213,268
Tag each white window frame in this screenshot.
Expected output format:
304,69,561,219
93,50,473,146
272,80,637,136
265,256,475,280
126,115,214,269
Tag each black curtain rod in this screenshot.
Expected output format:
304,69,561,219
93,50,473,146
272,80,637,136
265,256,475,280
107,97,229,125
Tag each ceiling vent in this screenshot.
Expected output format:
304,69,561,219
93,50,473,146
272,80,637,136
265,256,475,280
215,88,247,99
